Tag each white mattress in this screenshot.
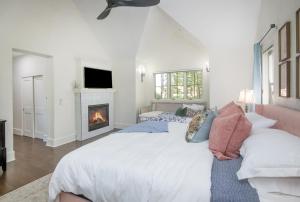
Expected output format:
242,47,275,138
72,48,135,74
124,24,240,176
48,122,214,202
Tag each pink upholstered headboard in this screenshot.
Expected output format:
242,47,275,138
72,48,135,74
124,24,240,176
255,104,300,138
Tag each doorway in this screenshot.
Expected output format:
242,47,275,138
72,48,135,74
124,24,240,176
262,47,275,104
13,50,52,143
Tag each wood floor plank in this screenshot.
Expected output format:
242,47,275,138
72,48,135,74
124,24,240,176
0,129,118,196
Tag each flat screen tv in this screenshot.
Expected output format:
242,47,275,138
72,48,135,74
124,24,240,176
84,67,112,88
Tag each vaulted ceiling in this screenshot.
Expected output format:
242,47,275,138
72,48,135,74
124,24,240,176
160,0,261,49
73,0,262,58
73,0,150,60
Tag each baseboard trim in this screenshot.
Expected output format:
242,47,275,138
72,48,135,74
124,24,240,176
7,150,15,162
35,131,45,140
13,128,22,136
114,122,134,129
46,134,76,147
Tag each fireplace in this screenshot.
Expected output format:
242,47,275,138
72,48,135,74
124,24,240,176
75,88,115,141
88,104,109,132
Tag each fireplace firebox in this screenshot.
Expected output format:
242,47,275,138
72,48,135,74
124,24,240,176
88,104,109,132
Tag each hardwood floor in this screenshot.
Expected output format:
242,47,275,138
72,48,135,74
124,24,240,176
0,130,118,196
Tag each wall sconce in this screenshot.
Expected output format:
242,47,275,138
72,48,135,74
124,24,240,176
138,65,146,82
205,63,210,72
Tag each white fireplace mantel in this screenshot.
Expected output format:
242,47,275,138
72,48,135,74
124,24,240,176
74,88,116,94
75,88,116,141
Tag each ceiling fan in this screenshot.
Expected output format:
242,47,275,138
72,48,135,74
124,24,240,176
97,0,160,20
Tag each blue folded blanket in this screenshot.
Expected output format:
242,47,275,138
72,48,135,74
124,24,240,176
211,157,259,202
118,121,168,133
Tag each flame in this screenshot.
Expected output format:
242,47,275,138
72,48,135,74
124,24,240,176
92,112,106,123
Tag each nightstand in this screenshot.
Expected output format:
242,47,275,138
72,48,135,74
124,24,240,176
0,119,6,172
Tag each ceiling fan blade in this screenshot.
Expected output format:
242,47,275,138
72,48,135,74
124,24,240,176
116,0,160,7
97,0,160,20
97,6,112,20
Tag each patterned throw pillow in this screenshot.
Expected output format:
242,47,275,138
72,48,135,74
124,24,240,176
186,108,201,117
185,113,205,141
190,111,217,142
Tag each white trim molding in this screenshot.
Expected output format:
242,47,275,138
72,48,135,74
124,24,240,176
13,128,23,136
7,150,15,162
46,134,76,147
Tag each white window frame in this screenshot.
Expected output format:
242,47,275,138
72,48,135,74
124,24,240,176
154,70,203,100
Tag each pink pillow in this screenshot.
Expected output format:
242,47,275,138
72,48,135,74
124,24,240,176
219,101,244,116
209,113,252,160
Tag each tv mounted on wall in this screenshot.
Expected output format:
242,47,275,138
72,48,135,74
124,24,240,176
84,67,112,88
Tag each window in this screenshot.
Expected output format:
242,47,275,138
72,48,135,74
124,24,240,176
268,52,274,96
262,48,274,104
171,72,185,99
155,70,203,100
155,73,168,99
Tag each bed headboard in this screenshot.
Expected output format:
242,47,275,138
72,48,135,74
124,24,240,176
255,104,300,137
152,100,207,112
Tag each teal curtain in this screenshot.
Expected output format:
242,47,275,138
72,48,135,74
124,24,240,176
253,43,262,104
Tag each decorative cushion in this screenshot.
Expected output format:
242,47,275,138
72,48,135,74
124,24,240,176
188,111,217,143
185,113,204,141
186,108,201,117
175,107,187,117
209,113,252,160
219,101,244,116
183,104,205,111
245,112,277,130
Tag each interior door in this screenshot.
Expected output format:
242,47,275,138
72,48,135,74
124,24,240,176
22,77,34,137
34,76,48,141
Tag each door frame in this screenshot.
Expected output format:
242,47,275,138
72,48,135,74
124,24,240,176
33,75,48,140
13,48,54,144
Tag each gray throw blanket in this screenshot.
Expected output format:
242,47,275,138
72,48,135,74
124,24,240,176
211,157,260,202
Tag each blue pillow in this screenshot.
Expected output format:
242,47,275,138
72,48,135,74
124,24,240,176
190,111,217,143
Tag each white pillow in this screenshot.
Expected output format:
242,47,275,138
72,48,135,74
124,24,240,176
249,177,300,197
246,112,277,130
237,128,300,180
139,111,163,118
182,104,205,111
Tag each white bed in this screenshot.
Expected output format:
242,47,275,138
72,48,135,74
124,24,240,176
49,122,214,202
49,104,300,202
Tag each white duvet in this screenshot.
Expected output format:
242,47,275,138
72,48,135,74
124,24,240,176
49,122,213,202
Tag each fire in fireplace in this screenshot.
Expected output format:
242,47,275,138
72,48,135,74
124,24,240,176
88,104,109,132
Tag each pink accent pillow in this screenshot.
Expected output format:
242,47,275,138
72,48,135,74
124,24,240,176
219,101,244,116
209,113,252,160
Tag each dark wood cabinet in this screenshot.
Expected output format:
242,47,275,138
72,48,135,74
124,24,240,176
0,120,6,172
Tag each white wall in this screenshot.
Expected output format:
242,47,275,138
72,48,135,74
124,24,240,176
257,0,300,110
159,0,261,108
136,8,210,110
73,0,150,127
0,0,109,161
112,60,137,128
13,54,52,136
